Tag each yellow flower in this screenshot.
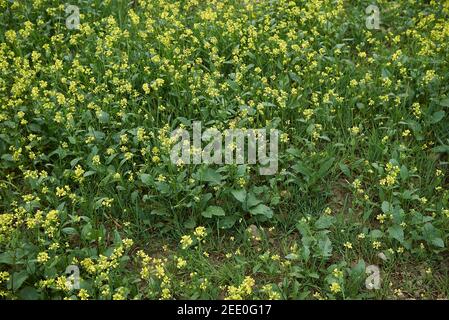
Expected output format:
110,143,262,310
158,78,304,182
200,278,209,291
180,235,193,249
349,126,360,135
5,30,16,43
56,186,67,197
343,242,353,249
193,226,207,240
376,214,387,224
412,102,421,118
74,165,85,182
142,83,151,94
241,276,255,295
78,289,90,300
37,251,49,263
92,155,100,165
330,282,341,294
176,257,187,269
313,291,325,300
0,272,10,284
161,288,171,299
332,268,343,278
271,254,280,261
372,241,382,249
123,238,134,249
280,133,289,143
101,198,114,207
112,287,126,300
261,284,281,300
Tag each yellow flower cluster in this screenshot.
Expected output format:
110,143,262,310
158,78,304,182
380,162,400,187
225,276,255,300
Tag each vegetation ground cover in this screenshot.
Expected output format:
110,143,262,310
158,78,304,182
0,0,449,300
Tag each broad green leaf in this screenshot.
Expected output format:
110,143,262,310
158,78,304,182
247,192,262,208
317,157,335,178
317,232,333,257
231,189,246,203
400,165,409,180
432,145,449,154
198,167,222,185
249,204,273,218
314,215,335,229
140,173,152,185
430,110,445,124
202,206,225,218
62,227,78,236
292,162,312,177
338,162,351,177
18,286,40,300
431,238,445,248
218,216,238,229
0,252,15,265
81,223,93,240
370,229,384,238
439,97,449,107
381,201,392,213
388,225,404,243
10,271,28,291
184,218,196,229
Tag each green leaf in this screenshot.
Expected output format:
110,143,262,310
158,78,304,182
430,110,445,124
83,170,96,178
317,157,335,178
381,201,392,213
81,223,93,241
70,157,82,167
338,162,351,177
422,223,439,242
113,229,122,244
18,286,40,300
370,229,384,238
432,145,449,154
131,190,139,202
247,192,262,208
249,204,273,218
315,215,335,229
62,227,78,236
140,173,152,185
199,193,213,209
317,232,333,257
97,111,110,123
400,165,409,180
292,162,312,177
231,189,246,203
184,218,196,229
0,252,15,265
388,225,404,243
198,167,222,185
202,206,225,218
10,270,28,291
218,216,238,229
150,209,168,216
438,97,449,107
155,182,170,194
288,71,301,83
431,238,445,248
